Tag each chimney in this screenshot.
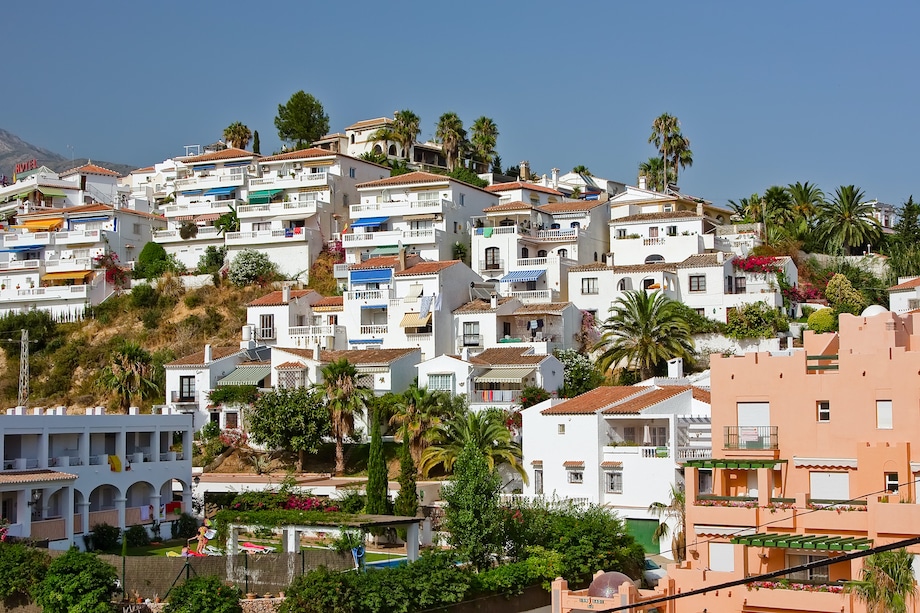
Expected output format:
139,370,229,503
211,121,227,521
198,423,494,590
519,160,529,181
204,344,212,363
397,245,406,272
667,358,684,379
607,253,614,268
313,344,321,361
461,346,470,361
282,284,291,303
552,168,559,189
638,175,647,190
490,291,498,309
717,251,725,264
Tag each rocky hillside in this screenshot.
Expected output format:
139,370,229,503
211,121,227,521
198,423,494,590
0,128,137,180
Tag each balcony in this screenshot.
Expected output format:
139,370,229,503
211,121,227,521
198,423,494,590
724,425,778,450
460,333,483,347
470,389,520,404
3,284,91,301
255,327,275,341
341,228,440,248
53,229,102,246
475,226,519,237
806,354,839,374
605,445,670,458
521,227,580,242
170,391,198,405
236,198,324,218
509,289,559,304
162,200,235,218
248,171,330,190
741,581,851,612
224,228,309,246
174,171,246,190
359,325,387,335
692,494,759,525
44,257,93,273
153,226,222,243
0,231,53,248
479,259,505,273
350,196,448,217
344,289,394,303
0,259,41,272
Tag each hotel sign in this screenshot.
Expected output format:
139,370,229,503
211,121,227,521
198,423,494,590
14,159,38,174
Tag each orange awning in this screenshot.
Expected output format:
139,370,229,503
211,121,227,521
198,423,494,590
41,270,92,281
16,218,63,231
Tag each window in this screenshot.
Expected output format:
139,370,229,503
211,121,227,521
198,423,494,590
568,470,584,484
649,426,667,447
132,223,141,235
689,275,706,292
537,250,548,258
877,400,893,429
484,247,501,270
695,308,705,316
179,376,195,402
462,321,481,346
809,471,849,500
734,277,746,294
617,228,627,239
570,221,580,228
618,279,628,291
258,314,275,340
786,554,829,582
709,542,734,572
910,299,920,310
582,278,599,295
557,424,566,435
428,374,453,391
886,472,899,493
817,401,830,422
459,194,465,206
606,469,623,494
349,167,356,178
643,278,655,290
623,427,636,444
521,247,529,259
558,248,568,258
453,221,459,233
649,227,659,238
725,276,734,294
698,468,713,495
534,469,544,495
667,225,677,236
225,412,238,429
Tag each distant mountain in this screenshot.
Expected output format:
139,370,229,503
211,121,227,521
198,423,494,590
0,128,138,181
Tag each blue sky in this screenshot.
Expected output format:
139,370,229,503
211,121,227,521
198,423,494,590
3,1,918,209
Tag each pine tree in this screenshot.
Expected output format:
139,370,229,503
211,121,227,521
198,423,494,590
394,433,418,518
364,408,388,515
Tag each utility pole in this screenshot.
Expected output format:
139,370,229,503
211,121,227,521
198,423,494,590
18,329,29,407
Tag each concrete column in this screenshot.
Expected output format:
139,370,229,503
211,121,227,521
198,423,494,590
181,482,192,514
406,522,420,561
420,517,432,547
0,431,5,470
149,494,161,522
685,466,698,504
757,467,771,507
20,489,32,537
78,501,91,539
229,526,239,554
116,431,126,467
79,430,90,468
62,486,74,545
38,432,49,469
115,496,126,530
151,428,161,462
551,578,568,613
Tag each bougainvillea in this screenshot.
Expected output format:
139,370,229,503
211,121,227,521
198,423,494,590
733,255,781,274
94,252,130,289
782,283,824,303
747,580,843,593
218,428,248,448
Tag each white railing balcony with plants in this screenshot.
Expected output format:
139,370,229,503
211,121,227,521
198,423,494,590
44,257,93,273
475,226,519,236
349,197,448,217
342,228,440,247
247,171,329,189
237,198,323,217
359,325,387,335
523,228,580,241
224,229,308,246
174,171,246,189
9,284,91,301
0,259,41,271
153,226,221,243
287,324,345,338
162,200,235,217
344,289,394,302
605,445,671,458
509,289,558,303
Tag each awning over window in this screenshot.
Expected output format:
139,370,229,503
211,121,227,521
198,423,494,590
35,187,68,198
731,533,873,551
499,269,546,283
223,160,251,168
349,216,389,228
370,245,400,256
42,270,92,281
404,283,424,303
70,216,109,223
192,164,216,171
19,218,63,231
400,312,432,328
216,365,271,387
350,269,392,284
474,367,534,384
195,213,221,223
248,189,283,204
203,186,237,197
181,190,203,196
403,213,437,221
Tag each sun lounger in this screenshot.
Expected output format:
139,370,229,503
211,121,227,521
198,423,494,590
239,542,276,554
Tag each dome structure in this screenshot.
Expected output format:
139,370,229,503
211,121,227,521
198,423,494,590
861,305,889,317
587,571,634,598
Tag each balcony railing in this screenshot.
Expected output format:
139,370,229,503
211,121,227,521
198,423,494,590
806,354,839,373
255,327,276,340
724,425,778,450
170,392,198,404
344,289,393,301
461,334,483,347
479,259,505,272
359,325,387,335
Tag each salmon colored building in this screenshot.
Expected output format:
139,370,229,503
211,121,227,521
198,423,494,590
667,309,920,613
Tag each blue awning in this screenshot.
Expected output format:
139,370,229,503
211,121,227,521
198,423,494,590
500,269,546,283
349,339,384,344
349,216,389,228
350,269,392,284
360,305,387,310
203,186,237,196
181,190,202,196
223,161,250,168
70,216,109,223
192,164,216,171
0,245,42,253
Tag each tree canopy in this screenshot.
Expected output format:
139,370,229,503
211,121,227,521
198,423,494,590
248,387,330,471
274,91,330,150
222,122,252,150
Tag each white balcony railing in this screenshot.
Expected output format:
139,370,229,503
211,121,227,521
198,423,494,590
509,289,557,303
247,171,328,188
344,289,393,301
359,325,387,335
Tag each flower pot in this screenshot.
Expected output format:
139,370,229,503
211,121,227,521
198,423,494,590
246,593,256,600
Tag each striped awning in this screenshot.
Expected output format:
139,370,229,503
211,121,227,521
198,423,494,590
732,533,873,551
499,269,545,283
195,213,221,223
474,367,534,383
216,365,271,387
399,312,432,328
35,187,68,198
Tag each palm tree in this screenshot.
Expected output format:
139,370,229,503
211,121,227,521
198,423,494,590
786,181,824,221
436,112,467,171
638,157,674,192
368,124,397,158
314,358,373,475
816,185,882,255
392,110,421,161
390,384,449,465
727,193,761,222
470,116,499,173
571,165,592,176
594,290,695,380
649,113,694,187
648,484,686,562
420,409,526,482
223,122,252,150
846,548,917,613
214,203,240,234
97,341,160,412
667,132,693,184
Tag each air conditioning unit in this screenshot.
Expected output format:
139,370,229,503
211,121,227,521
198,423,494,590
293,163,303,170
247,164,256,172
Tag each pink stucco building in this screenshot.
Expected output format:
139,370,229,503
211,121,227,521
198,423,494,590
666,309,920,613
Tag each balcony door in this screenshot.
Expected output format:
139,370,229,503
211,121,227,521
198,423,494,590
737,401,770,449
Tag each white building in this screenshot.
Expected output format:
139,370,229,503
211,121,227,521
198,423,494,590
521,382,711,553
888,276,920,313
0,408,193,550
567,262,679,317
269,346,420,397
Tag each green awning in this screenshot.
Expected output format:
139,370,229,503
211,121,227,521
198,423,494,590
371,245,400,256
732,532,872,551
217,365,271,387
35,187,68,198
248,189,283,204
683,459,787,469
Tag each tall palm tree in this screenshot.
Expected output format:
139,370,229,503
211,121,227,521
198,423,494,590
727,193,762,222
571,165,592,177
392,110,421,161
314,358,373,475
786,181,824,221
390,384,449,465
594,290,695,380
420,409,526,482
667,133,693,184
368,124,397,158
223,122,252,150
648,484,686,562
638,157,674,192
816,185,882,255
97,341,161,412
470,116,499,173
435,112,467,171
649,114,693,187
214,203,240,234
846,548,917,613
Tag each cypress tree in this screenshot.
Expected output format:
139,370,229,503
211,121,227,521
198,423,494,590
252,130,261,155
394,433,418,518
364,408,388,515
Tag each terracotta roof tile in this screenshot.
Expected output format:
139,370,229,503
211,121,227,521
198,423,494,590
167,346,240,367
538,200,606,213
237,360,271,367
247,289,316,307
541,386,648,415
314,296,344,308
469,347,547,366
60,163,120,177
452,296,516,314
600,461,623,468
612,211,702,223
483,200,535,213
277,361,306,369
889,277,920,291
131,166,155,174
563,461,585,467
258,148,340,163
484,182,563,196
512,302,572,315
0,470,77,485
677,253,730,268
602,386,689,414
691,387,711,404
356,171,450,189
530,459,543,465
180,148,257,163
395,260,461,276
347,254,424,270
278,347,419,365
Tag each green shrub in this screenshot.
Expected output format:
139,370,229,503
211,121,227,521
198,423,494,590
724,302,789,339
0,541,50,603
808,307,838,333
165,575,242,613
141,308,163,330
197,246,227,275
171,513,199,540
281,566,357,613
32,548,117,613
0,310,60,358
184,291,205,309
91,522,121,551
201,420,221,440
125,524,150,548
130,283,159,309
135,242,170,279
